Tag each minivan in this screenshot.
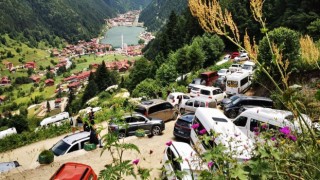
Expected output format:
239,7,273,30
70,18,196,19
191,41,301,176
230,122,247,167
232,107,314,141
135,99,178,122
179,97,217,114
199,86,226,103
190,108,253,161
200,71,219,86
166,92,190,108
223,96,273,118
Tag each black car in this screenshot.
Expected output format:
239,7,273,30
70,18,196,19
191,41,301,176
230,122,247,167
224,96,273,118
214,77,226,91
173,113,195,140
220,94,243,110
108,113,165,138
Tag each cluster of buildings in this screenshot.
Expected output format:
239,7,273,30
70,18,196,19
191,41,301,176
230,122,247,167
106,10,143,27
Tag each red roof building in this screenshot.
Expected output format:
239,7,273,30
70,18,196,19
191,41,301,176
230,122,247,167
3,62,13,70
45,79,55,86
68,81,81,89
77,71,91,81
0,76,11,84
30,75,41,83
25,62,36,69
64,75,77,83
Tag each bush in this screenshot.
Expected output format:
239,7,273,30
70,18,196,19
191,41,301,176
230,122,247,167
38,150,54,164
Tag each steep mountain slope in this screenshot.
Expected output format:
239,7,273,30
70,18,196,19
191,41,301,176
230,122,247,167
139,0,188,31
0,0,151,45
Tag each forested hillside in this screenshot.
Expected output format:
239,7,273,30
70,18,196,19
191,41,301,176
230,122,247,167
0,0,150,47
139,0,188,31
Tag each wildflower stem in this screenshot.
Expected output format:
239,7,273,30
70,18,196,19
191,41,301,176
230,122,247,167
268,171,305,180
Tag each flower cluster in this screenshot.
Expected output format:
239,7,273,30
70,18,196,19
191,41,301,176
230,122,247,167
278,126,297,142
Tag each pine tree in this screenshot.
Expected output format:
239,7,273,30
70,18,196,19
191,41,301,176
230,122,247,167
82,73,98,105
95,61,109,91
46,100,51,112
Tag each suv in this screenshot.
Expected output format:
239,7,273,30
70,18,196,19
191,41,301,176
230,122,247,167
108,113,165,138
199,86,226,103
51,131,90,156
229,64,242,73
179,97,217,114
162,142,206,179
214,77,226,91
135,99,178,122
166,92,191,109
188,78,206,92
50,162,97,180
223,96,273,118
173,113,194,140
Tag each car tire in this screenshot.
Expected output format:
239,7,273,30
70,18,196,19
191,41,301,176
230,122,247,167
151,125,161,136
180,108,185,114
118,131,126,139
228,110,238,118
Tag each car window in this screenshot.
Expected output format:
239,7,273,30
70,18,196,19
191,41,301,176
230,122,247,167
200,102,205,107
212,90,218,95
194,101,200,107
149,104,162,114
130,117,138,123
68,144,79,153
80,140,90,149
200,89,210,95
164,102,173,110
250,119,259,132
135,106,146,115
183,95,190,99
186,100,193,106
135,116,146,122
125,117,131,123
217,89,223,93
233,116,247,127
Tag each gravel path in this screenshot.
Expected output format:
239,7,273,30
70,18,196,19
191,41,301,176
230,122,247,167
0,120,179,180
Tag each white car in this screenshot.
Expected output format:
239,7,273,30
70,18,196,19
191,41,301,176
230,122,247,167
217,68,230,78
166,92,191,109
189,85,206,98
229,64,242,73
163,141,207,180
216,54,231,65
234,53,249,62
242,61,256,75
199,86,226,103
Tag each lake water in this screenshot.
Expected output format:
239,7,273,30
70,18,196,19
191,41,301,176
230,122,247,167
100,26,145,48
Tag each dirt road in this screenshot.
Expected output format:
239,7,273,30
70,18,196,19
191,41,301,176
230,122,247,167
0,120,179,180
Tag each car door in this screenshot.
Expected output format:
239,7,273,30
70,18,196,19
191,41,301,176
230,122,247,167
184,100,194,113
148,104,165,121
192,100,200,112
232,116,248,136
134,115,151,134
163,147,175,180
67,143,80,154
182,95,190,105
126,117,137,135
215,89,225,102
162,102,175,121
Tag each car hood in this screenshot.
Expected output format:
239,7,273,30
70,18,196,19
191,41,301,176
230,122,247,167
221,98,232,105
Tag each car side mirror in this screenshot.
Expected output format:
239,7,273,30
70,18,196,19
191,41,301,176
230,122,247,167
145,120,148,123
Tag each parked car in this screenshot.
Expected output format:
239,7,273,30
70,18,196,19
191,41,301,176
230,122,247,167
0,161,20,173
0,127,17,140
213,77,226,91
188,78,206,92
228,64,242,73
231,52,240,59
51,131,90,156
173,113,195,140
50,162,97,180
223,96,273,118
166,92,191,109
189,85,206,98
234,53,249,62
162,142,207,180
220,94,243,110
241,61,256,75
199,86,226,103
135,99,178,122
108,113,165,138
179,97,217,114
216,54,231,65
217,68,230,78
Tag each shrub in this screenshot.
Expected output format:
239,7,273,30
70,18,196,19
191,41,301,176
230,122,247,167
38,150,54,164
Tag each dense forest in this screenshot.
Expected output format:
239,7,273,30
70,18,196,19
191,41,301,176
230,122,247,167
139,0,188,31
0,0,151,46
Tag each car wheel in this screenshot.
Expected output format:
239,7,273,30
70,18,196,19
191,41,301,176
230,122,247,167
180,108,185,114
151,126,161,136
118,131,126,139
228,110,238,118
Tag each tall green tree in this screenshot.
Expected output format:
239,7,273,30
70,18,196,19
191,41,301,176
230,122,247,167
46,100,51,112
82,73,98,105
95,61,110,91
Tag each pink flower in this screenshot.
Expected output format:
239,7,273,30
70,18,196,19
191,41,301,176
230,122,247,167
254,131,260,136
271,137,276,141
208,161,214,168
199,129,207,135
191,123,200,129
253,127,259,132
132,159,139,165
280,126,291,135
288,134,297,142
261,123,268,129
166,141,172,146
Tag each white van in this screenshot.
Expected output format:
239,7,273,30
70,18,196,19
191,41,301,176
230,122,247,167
179,97,217,114
226,71,251,96
242,61,256,75
40,112,70,127
190,108,253,161
232,107,314,140
0,127,17,139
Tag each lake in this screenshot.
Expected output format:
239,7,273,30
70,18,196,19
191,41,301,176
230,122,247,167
100,26,145,48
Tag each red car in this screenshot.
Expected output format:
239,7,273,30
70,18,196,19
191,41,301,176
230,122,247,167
231,52,240,59
50,162,97,180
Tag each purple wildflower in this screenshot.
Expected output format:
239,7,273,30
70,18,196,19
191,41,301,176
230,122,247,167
166,141,172,146
132,159,139,165
271,136,276,141
288,134,297,142
191,123,200,129
254,131,260,136
208,161,214,168
253,127,259,132
199,129,207,135
279,126,291,135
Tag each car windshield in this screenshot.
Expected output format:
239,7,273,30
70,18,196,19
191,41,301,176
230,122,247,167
176,119,191,128
232,98,241,105
242,65,252,70
51,140,70,156
230,95,240,101
218,69,226,74
191,87,200,91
